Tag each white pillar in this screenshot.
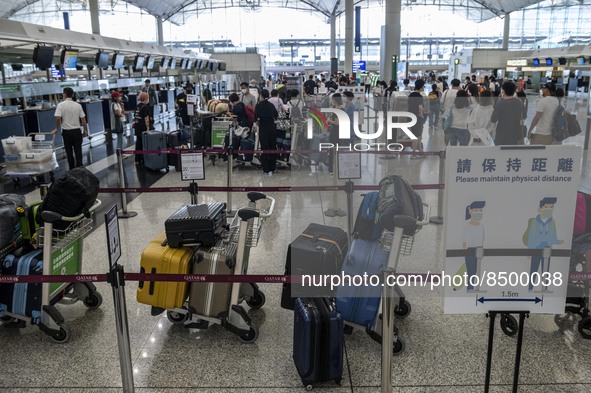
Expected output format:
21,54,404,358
330,11,337,75
156,16,164,46
89,0,100,35
344,0,354,76
502,13,511,50
380,0,401,81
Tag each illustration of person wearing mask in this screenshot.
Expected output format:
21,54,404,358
522,197,564,292
461,201,486,292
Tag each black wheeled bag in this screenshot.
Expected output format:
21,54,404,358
281,223,348,310
36,168,99,230
0,194,26,249
377,174,423,235
165,203,227,248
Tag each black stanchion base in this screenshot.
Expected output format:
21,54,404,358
118,211,138,219
429,216,443,225
324,208,347,217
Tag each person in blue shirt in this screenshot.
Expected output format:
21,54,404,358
522,197,564,291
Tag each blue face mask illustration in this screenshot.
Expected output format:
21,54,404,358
540,208,553,220
471,212,483,221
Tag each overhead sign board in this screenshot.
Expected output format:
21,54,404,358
352,60,366,73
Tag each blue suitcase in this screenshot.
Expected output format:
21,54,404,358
0,249,43,323
237,137,254,162
142,131,168,171
293,297,343,389
335,238,389,329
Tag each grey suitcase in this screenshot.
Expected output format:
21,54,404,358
142,131,168,171
189,240,237,318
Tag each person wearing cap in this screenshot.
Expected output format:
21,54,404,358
111,91,125,136
528,82,559,145
51,87,88,170
132,92,152,165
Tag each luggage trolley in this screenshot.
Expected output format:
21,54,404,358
0,199,103,343
3,133,57,190
166,193,275,342
342,205,430,356
210,116,232,166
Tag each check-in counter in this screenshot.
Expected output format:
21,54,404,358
23,108,64,152
0,113,26,163
80,101,105,141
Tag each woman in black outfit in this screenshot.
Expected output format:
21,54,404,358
133,92,151,165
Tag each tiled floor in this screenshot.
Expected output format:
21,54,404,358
0,95,590,392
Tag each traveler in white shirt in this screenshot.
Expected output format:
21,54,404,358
440,78,462,145
528,82,559,145
51,87,88,169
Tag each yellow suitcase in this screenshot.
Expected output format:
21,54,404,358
137,232,194,310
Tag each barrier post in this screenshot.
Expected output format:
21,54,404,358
227,147,234,214
108,264,135,393
429,150,445,225
116,149,138,218
189,181,198,204
381,267,396,393
345,180,354,239
324,149,346,217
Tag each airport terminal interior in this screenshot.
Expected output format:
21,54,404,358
1,0,591,392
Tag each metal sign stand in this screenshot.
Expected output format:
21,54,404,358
429,150,445,225
381,267,396,393
179,151,205,205
324,149,346,217
116,149,138,218
104,206,135,393
345,180,354,239
484,311,529,393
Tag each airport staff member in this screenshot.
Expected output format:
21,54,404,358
52,87,88,170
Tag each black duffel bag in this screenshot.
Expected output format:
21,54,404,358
37,167,99,230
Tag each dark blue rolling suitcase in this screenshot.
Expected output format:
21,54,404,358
293,297,343,389
237,137,254,162
0,249,43,323
335,238,388,328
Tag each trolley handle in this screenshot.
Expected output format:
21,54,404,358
418,203,431,226
28,132,56,147
247,192,267,203
40,199,102,223
237,196,275,221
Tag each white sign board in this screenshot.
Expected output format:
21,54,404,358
180,152,205,181
338,151,361,179
104,205,121,270
443,146,582,314
186,94,197,105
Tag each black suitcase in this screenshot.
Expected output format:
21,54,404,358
293,297,344,389
37,168,99,230
165,203,227,248
281,223,348,310
0,249,43,323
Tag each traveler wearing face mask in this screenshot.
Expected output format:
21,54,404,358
462,201,486,292
528,82,558,145
522,197,565,292
239,82,257,107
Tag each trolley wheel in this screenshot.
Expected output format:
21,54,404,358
335,378,342,385
393,337,405,356
394,300,412,319
500,314,518,337
344,325,354,335
239,324,259,343
578,317,591,339
83,292,103,310
0,315,16,324
246,290,266,309
305,384,313,391
167,310,189,325
51,325,71,344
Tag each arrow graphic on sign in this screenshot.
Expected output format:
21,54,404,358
477,297,543,304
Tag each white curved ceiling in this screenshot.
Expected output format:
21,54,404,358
0,0,559,25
